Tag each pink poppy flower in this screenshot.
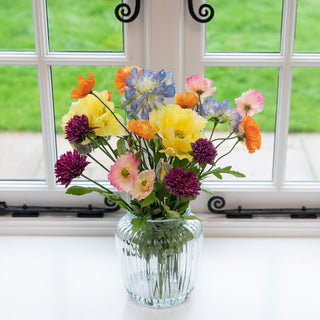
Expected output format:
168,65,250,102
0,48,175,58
108,152,139,193
235,89,265,117
185,75,216,98
131,170,155,201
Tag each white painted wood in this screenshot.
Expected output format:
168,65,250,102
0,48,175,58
0,0,319,207
272,0,297,188
1,236,320,320
1,212,320,237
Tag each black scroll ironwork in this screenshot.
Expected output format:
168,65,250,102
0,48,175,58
115,0,141,23
0,200,120,218
207,196,320,219
188,0,214,23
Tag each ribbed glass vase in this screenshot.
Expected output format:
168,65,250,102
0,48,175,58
115,207,203,308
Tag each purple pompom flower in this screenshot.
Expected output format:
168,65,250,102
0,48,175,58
163,167,201,199
192,138,217,165
55,149,90,187
65,114,97,143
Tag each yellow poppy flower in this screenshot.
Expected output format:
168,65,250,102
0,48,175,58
62,90,124,141
149,104,207,160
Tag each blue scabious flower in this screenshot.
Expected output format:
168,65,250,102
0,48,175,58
201,97,242,131
121,68,175,119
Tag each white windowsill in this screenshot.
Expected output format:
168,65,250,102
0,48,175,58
1,213,320,237
1,235,320,320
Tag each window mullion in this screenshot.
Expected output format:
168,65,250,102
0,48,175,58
183,0,203,81
145,0,184,91
202,53,284,67
33,0,56,190
272,0,297,188
291,54,320,66
44,52,129,65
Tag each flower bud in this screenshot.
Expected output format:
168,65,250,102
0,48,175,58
74,142,92,155
127,135,134,148
134,151,141,160
155,159,173,181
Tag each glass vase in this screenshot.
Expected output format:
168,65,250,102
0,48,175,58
115,207,203,308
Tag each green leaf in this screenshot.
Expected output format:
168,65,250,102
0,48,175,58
201,187,214,195
166,210,180,220
131,215,148,233
116,138,126,156
66,186,130,210
203,166,245,179
214,172,223,179
141,193,157,208
103,193,131,210
182,215,201,221
66,186,102,196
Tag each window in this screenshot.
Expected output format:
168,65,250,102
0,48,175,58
1,0,319,210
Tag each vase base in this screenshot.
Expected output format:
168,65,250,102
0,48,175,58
127,290,192,308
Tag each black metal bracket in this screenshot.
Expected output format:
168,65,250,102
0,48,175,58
188,0,214,23
0,199,120,218
115,0,214,24
208,196,320,219
115,0,141,23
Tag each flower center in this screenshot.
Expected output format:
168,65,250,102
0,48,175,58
174,129,185,139
140,179,149,191
136,78,157,94
121,168,130,177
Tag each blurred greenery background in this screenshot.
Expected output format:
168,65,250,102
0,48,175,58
0,0,319,133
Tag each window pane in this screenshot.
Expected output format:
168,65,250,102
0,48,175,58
295,0,320,53
205,67,278,181
286,68,320,182
0,0,34,50
47,0,123,52
0,66,44,180
52,65,123,181
206,0,282,52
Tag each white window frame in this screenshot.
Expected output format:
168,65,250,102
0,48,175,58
183,0,320,210
0,0,144,207
0,0,319,211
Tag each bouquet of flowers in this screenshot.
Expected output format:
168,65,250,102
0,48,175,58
55,66,264,231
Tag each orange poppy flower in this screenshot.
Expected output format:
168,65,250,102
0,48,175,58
175,92,199,109
127,119,157,139
241,116,261,153
114,66,142,95
71,72,95,100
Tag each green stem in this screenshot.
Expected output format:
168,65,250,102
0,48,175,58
99,143,116,162
199,164,208,177
81,173,112,193
215,140,240,164
87,154,110,172
81,174,133,211
215,131,235,149
90,91,131,135
212,135,238,142
137,137,149,170
209,122,218,141
88,137,116,162
197,93,202,114
173,196,180,211
143,138,154,169
104,140,118,160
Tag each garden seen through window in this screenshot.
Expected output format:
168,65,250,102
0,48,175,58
0,0,319,208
